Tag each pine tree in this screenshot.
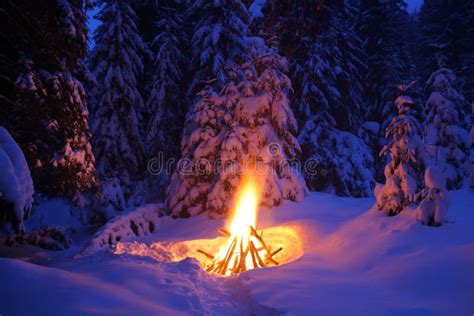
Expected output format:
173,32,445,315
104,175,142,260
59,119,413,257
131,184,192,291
260,0,322,64
187,0,250,93
145,1,188,201
293,15,367,131
357,0,421,181
298,113,375,197
330,5,368,130
89,0,148,208
260,0,367,129
259,2,372,134
259,1,374,196
167,44,306,217
377,94,425,215
424,68,470,190
358,0,410,121
296,39,374,197
419,0,474,101
0,0,96,203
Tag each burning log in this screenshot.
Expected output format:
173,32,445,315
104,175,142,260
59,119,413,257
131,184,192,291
249,225,271,253
218,236,237,274
197,172,282,276
270,247,283,257
197,249,215,260
249,241,259,268
249,240,265,268
198,225,281,276
218,228,231,237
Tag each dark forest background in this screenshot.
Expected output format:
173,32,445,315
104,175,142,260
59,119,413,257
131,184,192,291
0,0,472,228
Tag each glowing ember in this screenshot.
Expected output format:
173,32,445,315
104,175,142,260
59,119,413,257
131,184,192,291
198,172,282,276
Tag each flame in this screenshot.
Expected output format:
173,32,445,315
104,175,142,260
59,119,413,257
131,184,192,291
228,173,260,237
214,172,262,275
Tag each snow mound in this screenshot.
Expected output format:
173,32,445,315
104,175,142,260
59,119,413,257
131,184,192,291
425,165,446,189
416,166,450,226
78,204,166,257
0,126,34,233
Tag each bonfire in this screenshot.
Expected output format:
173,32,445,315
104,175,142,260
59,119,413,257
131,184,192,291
198,173,282,276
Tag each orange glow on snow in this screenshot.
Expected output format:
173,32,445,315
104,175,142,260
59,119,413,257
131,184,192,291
114,171,303,276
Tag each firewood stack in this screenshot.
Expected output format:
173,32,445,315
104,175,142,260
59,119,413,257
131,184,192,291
198,226,283,276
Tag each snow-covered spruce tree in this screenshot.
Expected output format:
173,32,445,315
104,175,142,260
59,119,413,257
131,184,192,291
357,0,421,181
357,0,411,122
145,2,188,201
187,0,250,93
298,113,374,197
89,0,148,210
258,1,374,196
0,1,96,203
260,0,367,132
424,68,470,190
167,43,306,217
0,127,34,233
415,166,449,227
372,81,426,183
294,9,367,130
377,95,425,215
296,41,374,197
259,0,322,63
331,5,368,131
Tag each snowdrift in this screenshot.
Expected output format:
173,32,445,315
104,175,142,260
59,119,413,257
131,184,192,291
0,190,473,315
0,126,34,232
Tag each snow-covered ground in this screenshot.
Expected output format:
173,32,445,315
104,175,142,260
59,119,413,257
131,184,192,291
1,190,473,315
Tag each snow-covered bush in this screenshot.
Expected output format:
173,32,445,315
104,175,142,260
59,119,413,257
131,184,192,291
1,227,72,250
415,166,449,226
377,95,425,215
78,204,165,257
92,177,126,222
299,113,375,197
424,68,470,190
0,127,34,233
167,44,306,217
